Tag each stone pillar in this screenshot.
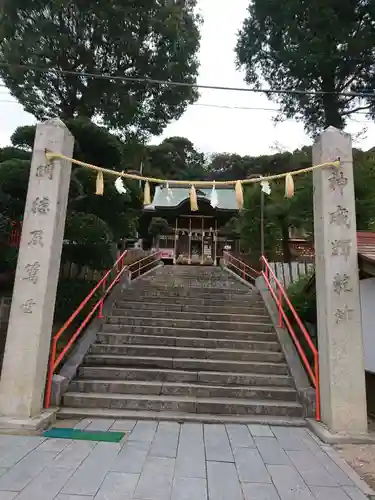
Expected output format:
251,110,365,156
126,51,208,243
313,126,367,434
0,119,73,422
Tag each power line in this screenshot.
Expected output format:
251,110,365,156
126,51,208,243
1,62,375,98
194,103,279,112
0,97,279,112
0,97,373,119
0,98,374,123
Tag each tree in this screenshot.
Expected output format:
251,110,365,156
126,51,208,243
0,0,201,137
148,217,169,247
353,148,375,229
237,148,314,261
146,137,206,180
11,118,124,168
236,0,375,135
10,120,143,239
62,212,114,271
0,159,31,219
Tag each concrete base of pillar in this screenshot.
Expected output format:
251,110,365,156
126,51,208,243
308,418,375,444
0,409,57,435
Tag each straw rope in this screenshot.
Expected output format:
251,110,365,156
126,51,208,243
45,151,340,187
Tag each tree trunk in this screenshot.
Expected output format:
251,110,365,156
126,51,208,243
322,75,344,129
280,220,292,263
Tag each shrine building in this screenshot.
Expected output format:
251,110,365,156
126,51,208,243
142,184,239,265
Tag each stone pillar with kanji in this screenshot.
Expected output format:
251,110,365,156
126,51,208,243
0,119,73,426
313,126,367,434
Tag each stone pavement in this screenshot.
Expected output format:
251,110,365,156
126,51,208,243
0,419,373,500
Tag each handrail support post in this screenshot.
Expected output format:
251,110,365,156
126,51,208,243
277,287,283,327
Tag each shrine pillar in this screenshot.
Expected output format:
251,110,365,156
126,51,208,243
0,119,73,426
313,127,367,434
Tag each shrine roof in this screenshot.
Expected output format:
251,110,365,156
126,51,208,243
357,231,375,263
301,231,375,293
144,185,237,211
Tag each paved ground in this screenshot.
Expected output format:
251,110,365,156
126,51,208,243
0,419,373,500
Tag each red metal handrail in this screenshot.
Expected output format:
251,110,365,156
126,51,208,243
223,251,260,283
44,250,160,408
261,255,320,421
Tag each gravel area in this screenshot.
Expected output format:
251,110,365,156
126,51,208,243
335,418,375,495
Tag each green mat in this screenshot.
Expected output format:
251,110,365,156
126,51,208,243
43,427,125,443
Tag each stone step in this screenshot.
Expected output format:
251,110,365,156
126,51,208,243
116,296,263,308
62,392,303,417
110,308,270,323
89,344,285,363
127,289,255,300
83,354,290,374
78,366,294,386
58,407,306,426
114,300,267,315
68,379,298,401
106,316,273,332
95,333,281,351
101,324,276,340
139,279,249,288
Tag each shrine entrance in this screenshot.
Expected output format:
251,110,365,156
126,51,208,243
174,215,217,265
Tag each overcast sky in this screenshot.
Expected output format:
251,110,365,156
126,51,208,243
1,0,375,156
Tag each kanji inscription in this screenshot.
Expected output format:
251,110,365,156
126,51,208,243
331,239,352,260
329,206,351,228
36,164,54,180
31,197,50,215
328,171,348,195
28,229,44,247
332,273,352,295
20,299,36,314
23,261,40,284
334,305,354,324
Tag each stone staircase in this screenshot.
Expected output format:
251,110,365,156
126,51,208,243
60,265,305,423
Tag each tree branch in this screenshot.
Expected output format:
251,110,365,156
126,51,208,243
342,104,372,116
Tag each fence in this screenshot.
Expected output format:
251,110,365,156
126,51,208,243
229,252,314,289
267,261,314,289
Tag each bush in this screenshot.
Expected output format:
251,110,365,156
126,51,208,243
54,278,100,324
286,273,316,326
285,273,318,368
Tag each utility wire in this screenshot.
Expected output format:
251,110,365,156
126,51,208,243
0,96,373,117
1,62,375,98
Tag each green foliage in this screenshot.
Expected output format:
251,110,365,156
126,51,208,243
12,120,124,168
0,245,18,274
8,120,142,241
53,278,100,325
146,137,206,180
148,217,169,238
0,147,30,162
286,274,316,326
220,217,241,238
0,0,201,137
353,149,375,230
236,0,375,135
236,147,313,260
62,213,114,271
0,213,10,241
0,159,30,218
239,184,280,258
65,212,113,245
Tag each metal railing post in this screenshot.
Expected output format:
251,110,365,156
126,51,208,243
314,353,321,421
277,287,283,327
